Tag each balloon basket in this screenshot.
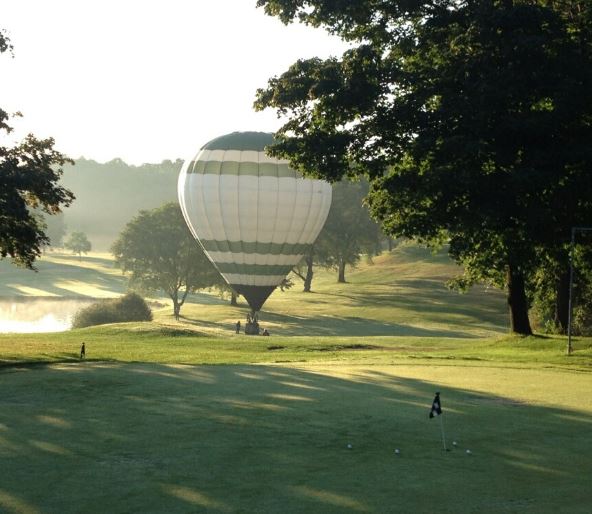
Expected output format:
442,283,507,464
245,322,260,335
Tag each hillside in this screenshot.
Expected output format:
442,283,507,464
183,243,507,338
0,243,507,338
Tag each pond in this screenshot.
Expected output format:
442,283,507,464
0,298,96,333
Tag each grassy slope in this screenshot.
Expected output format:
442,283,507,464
0,252,125,298
1,245,591,513
165,244,509,339
0,244,507,337
1,242,590,369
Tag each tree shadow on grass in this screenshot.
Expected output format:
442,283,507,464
260,312,478,338
0,362,589,513
179,310,487,338
315,280,506,327
48,254,116,266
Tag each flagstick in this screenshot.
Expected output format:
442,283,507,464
439,414,448,451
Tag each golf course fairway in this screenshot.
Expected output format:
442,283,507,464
1,359,590,513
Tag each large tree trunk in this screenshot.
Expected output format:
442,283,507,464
554,269,571,334
171,290,181,320
230,290,238,306
176,287,189,320
303,254,314,292
337,259,346,283
507,265,532,335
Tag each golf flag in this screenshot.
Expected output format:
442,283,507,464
429,392,442,418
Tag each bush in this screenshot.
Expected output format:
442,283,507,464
72,293,152,328
116,292,153,321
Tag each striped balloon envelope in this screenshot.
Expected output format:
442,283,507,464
178,131,332,312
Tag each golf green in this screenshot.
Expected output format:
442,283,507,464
1,362,589,513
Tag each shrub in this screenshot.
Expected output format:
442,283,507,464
72,293,152,328
116,292,153,322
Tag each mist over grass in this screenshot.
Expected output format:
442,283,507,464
0,298,96,333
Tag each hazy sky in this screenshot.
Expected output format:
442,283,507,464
1,0,346,165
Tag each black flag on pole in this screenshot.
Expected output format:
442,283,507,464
429,392,442,418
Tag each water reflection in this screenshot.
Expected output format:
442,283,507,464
0,298,96,333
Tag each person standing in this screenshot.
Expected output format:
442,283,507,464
80,342,86,359
235,321,241,334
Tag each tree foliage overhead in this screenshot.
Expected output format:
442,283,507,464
0,30,74,268
111,202,222,319
255,0,592,334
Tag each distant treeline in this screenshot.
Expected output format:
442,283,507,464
54,159,387,268
59,158,182,249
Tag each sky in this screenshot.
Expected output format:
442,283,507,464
1,0,347,165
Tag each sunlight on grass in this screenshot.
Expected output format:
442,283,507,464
36,415,71,428
29,440,72,456
162,485,231,512
52,280,121,297
289,486,371,512
45,253,121,275
0,489,41,514
0,362,590,513
2,244,509,337
1,242,590,512
4,286,59,297
266,393,314,402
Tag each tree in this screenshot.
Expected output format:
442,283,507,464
255,0,592,335
315,180,381,283
1,31,75,268
65,231,91,259
290,180,381,289
292,246,315,292
532,238,592,335
111,202,222,319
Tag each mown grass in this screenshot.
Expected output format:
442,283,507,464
0,324,591,369
1,244,591,513
1,359,590,513
246,245,508,338
0,251,125,298
0,244,507,338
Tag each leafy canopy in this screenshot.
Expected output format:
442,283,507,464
255,0,592,333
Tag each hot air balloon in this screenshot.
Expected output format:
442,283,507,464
178,131,332,324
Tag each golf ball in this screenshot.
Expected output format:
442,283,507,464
395,449,400,454
347,444,352,449
452,441,457,446
466,449,471,454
